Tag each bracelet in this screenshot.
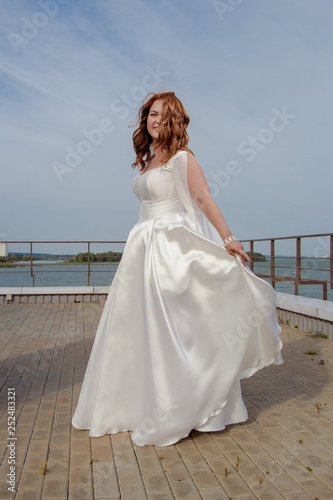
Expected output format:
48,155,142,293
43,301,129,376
223,235,238,246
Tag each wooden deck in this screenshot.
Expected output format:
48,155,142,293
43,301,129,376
0,303,332,499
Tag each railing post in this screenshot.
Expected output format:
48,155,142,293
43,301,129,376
250,240,254,272
88,242,90,286
295,237,301,296
270,239,275,289
330,234,333,290
30,242,35,287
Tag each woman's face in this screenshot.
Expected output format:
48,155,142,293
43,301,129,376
147,99,163,143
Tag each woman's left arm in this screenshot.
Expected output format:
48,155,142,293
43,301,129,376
186,155,251,265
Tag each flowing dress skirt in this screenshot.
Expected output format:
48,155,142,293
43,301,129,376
72,211,283,446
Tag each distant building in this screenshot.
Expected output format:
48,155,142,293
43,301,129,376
0,242,8,257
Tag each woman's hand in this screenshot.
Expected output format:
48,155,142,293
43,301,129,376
225,240,251,266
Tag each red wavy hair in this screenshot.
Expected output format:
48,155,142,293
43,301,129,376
132,91,194,171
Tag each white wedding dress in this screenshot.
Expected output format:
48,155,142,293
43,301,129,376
72,151,283,447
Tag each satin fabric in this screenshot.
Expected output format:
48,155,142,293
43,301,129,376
72,151,283,446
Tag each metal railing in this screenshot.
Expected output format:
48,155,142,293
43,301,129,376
0,234,332,299
0,241,126,287
242,233,333,300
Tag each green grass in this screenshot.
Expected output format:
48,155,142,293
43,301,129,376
305,349,319,356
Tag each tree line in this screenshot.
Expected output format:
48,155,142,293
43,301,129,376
68,251,122,263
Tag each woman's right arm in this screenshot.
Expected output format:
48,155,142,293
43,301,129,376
186,155,251,265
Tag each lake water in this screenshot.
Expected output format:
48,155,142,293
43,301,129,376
0,258,332,302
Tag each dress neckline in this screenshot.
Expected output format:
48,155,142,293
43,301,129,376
140,165,163,176
138,149,186,176
139,150,187,176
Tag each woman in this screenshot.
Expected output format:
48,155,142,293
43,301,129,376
72,91,283,447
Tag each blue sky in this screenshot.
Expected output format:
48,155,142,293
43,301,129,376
1,0,332,256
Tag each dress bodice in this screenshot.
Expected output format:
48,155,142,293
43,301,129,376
132,166,184,223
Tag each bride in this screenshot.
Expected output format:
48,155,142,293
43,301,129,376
72,91,283,447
